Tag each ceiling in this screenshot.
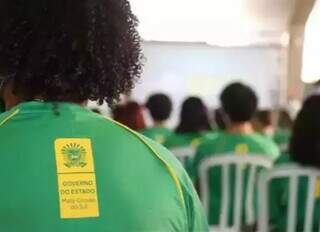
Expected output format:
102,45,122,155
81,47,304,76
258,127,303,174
129,0,311,46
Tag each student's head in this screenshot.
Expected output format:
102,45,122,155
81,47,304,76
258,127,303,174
146,94,172,123
0,0,142,110
112,101,146,131
214,109,226,130
253,110,273,133
176,97,211,134
278,109,293,129
290,96,320,168
220,82,258,124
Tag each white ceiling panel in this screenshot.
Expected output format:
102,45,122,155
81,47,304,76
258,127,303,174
129,0,297,46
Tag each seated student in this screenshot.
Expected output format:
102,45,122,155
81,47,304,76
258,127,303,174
214,108,227,132
270,96,320,231
192,82,279,226
165,97,212,149
200,108,226,143
252,110,275,138
0,1,208,231
273,109,293,153
112,101,146,131
142,93,173,144
165,97,211,173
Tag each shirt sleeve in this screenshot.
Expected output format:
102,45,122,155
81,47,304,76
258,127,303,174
181,171,209,232
264,139,281,160
185,187,209,232
145,137,209,231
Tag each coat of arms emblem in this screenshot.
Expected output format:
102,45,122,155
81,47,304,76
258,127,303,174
61,143,87,168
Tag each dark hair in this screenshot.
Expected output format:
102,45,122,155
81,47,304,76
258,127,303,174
91,108,102,114
220,82,258,123
176,97,211,134
214,109,226,130
112,101,146,131
278,109,293,129
0,0,142,105
146,93,172,121
254,110,273,127
290,96,320,168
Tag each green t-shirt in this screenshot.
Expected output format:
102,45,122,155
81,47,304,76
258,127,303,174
199,130,221,145
165,132,203,149
141,126,173,144
0,101,208,232
192,132,280,225
165,132,204,174
273,129,291,153
270,155,320,231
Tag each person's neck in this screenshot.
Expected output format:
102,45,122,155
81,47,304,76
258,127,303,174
154,121,166,127
226,122,254,135
263,125,274,136
5,98,87,111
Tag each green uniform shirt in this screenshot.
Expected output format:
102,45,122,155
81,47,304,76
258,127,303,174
273,129,291,152
192,132,280,225
165,132,203,175
165,132,203,149
270,155,320,231
141,126,173,144
199,131,221,145
0,101,208,232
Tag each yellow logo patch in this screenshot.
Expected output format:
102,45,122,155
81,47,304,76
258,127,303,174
55,139,99,219
55,139,95,174
191,139,201,148
235,144,249,155
315,179,320,198
155,135,165,144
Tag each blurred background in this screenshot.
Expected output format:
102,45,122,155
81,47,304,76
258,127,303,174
89,0,319,127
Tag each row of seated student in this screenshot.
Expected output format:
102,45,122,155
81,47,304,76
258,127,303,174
110,82,320,231
111,84,292,159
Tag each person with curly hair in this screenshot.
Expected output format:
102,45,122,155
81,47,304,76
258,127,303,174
0,1,208,231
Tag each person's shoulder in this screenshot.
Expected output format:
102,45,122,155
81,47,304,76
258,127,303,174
142,137,203,207
101,118,183,170
100,118,194,189
164,132,185,148
274,153,292,165
249,133,280,159
249,133,275,145
196,132,222,157
141,127,153,135
200,131,223,146
0,107,21,129
145,137,188,174
200,130,220,143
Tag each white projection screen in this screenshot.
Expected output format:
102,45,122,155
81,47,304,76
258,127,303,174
131,41,284,126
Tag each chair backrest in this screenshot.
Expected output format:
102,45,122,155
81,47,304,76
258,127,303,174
258,165,320,232
170,146,196,166
199,154,273,231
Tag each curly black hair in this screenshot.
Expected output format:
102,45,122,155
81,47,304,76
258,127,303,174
176,97,211,134
146,93,172,121
220,82,258,123
0,0,143,105
290,96,320,168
